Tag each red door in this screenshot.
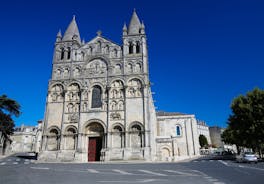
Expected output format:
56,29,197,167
88,138,97,162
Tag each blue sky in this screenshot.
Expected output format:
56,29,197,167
1,0,264,127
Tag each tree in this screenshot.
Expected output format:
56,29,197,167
0,94,21,154
222,88,264,157
199,134,208,148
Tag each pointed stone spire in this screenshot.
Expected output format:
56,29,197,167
123,22,127,36
82,38,85,45
123,22,127,31
57,30,62,38
56,30,62,42
140,21,145,34
128,9,141,35
62,15,81,43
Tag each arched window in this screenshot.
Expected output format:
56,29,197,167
130,124,143,148
105,45,109,53
81,51,85,61
91,86,102,108
176,125,181,136
65,127,76,150
97,41,101,52
60,48,65,60
112,125,123,148
136,41,140,53
47,128,60,151
113,49,118,57
129,42,133,54
67,47,71,59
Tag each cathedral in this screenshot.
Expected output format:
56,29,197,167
39,10,199,162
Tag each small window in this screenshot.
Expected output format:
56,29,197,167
136,42,140,53
60,48,65,60
67,47,71,59
129,42,133,54
176,125,181,136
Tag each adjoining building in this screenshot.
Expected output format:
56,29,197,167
39,10,200,162
209,126,237,153
209,126,224,148
197,120,211,145
11,124,37,153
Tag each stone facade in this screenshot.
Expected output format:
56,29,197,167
197,120,211,145
209,126,224,148
39,10,199,162
155,112,199,161
11,124,37,153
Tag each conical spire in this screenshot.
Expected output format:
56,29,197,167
128,9,141,35
57,30,62,38
123,22,127,31
123,22,127,36
62,15,81,43
82,38,85,45
140,21,145,34
56,30,62,42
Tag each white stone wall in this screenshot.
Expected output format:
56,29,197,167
197,123,211,145
156,114,200,161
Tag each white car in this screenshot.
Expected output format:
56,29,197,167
236,152,258,163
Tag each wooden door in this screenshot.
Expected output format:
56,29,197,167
88,138,97,162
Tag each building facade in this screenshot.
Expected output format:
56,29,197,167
39,11,199,162
197,120,211,145
155,112,199,161
11,124,37,153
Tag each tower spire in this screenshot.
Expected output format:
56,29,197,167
62,15,81,43
128,9,141,35
123,22,127,36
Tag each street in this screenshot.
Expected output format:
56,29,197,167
0,154,263,184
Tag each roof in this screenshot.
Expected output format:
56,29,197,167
62,16,81,43
156,111,186,116
128,10,141,35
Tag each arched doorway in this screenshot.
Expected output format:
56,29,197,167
85,122,104,162
161,147,171,161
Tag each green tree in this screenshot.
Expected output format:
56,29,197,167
199,134,208,148
0,94,21,154
222,88,264,157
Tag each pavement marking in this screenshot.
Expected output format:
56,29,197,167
218,160,229,166
30,167,50,170
209,160,214,162
193,160,198,162
87,169,100,173
189,170,207,176
164,170,199,176
0,162,6,165
15,159,20,161
112,169,133,175
7,159,12,161
213,182,226,184
238,165,264,171
98,179,159,183
25,159,29,162
208,178,219,182
24,162,30,164
13,162,18,165
138,170,167,176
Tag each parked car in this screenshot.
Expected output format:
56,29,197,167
236,152,258,163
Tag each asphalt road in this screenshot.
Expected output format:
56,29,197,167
0,154,263,184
